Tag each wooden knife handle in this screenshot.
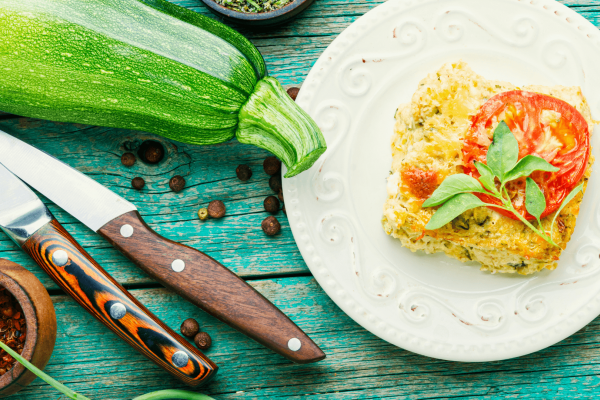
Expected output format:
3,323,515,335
98,211,326,364
23,219,217,386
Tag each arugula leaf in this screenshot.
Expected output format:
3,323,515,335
422,174,487,207
486,121,519,181
474,161,497,194
550,182,585,237
504,155,559,183
425,193,485,230
525,177,546,220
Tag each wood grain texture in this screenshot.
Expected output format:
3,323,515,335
99,211,325,364
1,0,600,398
23,219,217,386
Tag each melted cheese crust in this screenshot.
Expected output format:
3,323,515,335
382,61,594,275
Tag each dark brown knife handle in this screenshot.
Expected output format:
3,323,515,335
99,211,326,364
23,219,217,386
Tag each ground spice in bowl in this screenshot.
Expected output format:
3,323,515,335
0,287,26,376
215,0,292,13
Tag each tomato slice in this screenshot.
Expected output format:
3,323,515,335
462,90,590,220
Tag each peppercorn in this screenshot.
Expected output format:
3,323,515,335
263,156,281,176
121,152,136,167
236,164,252,182
180,318,200,338
207,200,226,219
269,174,282,193
278,190,284,203
262,216,281,236
132,177,145,190
138,140,165,164
287,87,300,101
169,175,186,192
264,196,280,214
194,332,212,350
198,208,209,221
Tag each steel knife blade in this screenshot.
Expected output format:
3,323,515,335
0,129,325,364
0,162,217,385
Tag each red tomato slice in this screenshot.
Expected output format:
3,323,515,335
462,90,590,220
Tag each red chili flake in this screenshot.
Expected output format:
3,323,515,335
0,286,26,376
12,312,20,320
14,321,19,331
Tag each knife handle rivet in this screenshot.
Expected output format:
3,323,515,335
172,351,189,368
109,302,127,320
52,250,69,267
171,259,185,273
288,338,302,352
120,224,134,238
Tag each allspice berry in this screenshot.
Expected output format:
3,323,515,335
180,318,200,338
278,190,284,203
169,175,186,192
207,200,226,219
131,177,145,190
194,332,212,350
264,196,280,214
287,87,300,101
236,164,252,182
283,206,286,216
139,140,165,164
269,175,282,193
198,208,209,221
263,156,281,176
121,152,136,167
262,216,281,236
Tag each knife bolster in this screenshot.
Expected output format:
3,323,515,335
0,200,53,247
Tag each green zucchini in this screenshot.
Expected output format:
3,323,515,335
0,0,326,177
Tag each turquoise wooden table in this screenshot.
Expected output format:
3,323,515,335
2,0,600,398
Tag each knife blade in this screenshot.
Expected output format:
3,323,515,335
0,129,325,364
0,163,217,386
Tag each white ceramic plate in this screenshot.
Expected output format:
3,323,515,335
283,0,600,362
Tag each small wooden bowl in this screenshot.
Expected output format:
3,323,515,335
201,0,315,27
0,259,57,396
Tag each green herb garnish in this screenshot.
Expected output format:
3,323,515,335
423,121,584,246
0,341,214,400
215,0,292,13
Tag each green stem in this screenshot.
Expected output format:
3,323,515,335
236,77,327,178
132,390,215,400
0,342,91,400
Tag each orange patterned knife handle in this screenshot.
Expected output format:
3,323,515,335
22,219,217,386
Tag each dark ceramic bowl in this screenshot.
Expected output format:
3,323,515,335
202,0,315,27
0,259,57,397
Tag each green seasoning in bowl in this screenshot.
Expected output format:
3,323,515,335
215,0,292,13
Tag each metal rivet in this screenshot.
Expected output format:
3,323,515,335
110,302,127,320
52,250,69,267
171,259,185,273
288,338,302,352
120,224,134,238
172,351,189,368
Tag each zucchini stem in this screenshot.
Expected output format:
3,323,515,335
236,77,327,178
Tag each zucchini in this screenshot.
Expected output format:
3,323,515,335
0,0,326,177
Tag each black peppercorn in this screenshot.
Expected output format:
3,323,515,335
207,200,226,219
287,87,300,101
262,216,281,236
269,174,282,193
278,190,284,203
169,175,186,192
180,318,200,338
194,331,212,350
121,152,136,167
132,177,145,190
236,164,252,182
264,196,280,214
263,156,281,176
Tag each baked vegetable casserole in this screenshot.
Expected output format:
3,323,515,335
382,61,594,275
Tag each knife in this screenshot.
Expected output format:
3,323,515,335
0,163,217,386
0,129,325,364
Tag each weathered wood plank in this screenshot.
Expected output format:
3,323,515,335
6,277,600,400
